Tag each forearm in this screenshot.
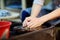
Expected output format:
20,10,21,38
31,4,43,17
39,8,60,22
30,0,45,17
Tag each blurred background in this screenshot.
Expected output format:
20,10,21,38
0,0,51,22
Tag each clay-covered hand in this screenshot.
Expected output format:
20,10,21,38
23,16,36,27
26,17,46,30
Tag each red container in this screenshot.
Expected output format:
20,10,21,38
0,21,11,39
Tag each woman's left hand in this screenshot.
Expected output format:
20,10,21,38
26,17,46,29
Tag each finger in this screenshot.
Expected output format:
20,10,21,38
30,22,43,29
23,20,27,27
23,17,30,27
27,22,34,28
27,22,38,31
29,23,40,29
30,24,37,29
26,17,30,22
30,23,42,30
29,24,39,31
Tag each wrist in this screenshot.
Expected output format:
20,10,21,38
39,16,49,23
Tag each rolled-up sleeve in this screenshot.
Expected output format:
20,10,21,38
33,0,45,5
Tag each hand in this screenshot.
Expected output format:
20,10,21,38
26,17,46,29
23,16,36,27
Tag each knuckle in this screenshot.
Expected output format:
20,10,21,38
26,17,28,19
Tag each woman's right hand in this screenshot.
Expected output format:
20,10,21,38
23,16,35,27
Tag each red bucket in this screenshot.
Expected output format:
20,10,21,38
0,21,11,39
